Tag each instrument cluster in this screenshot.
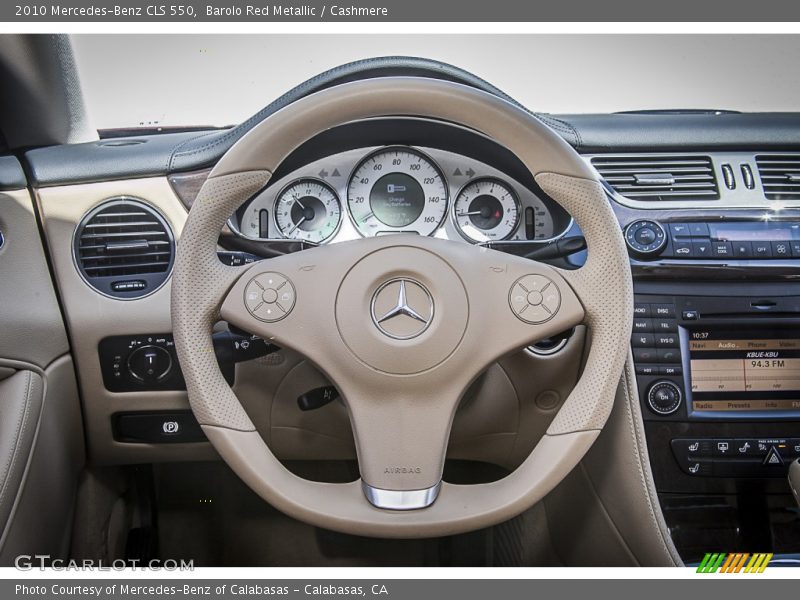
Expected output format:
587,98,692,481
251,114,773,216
231,145,573,245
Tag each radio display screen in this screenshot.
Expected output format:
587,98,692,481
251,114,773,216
688,328,800,413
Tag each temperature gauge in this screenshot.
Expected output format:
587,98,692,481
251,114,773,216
453,177,520,243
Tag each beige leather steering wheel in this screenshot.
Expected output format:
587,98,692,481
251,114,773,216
171,77,632,538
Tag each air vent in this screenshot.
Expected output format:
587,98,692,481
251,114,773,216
755,155,800,200
73,198,175,299
592,155,720,202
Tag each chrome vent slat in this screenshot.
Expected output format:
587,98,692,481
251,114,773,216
756,155,800,200
90,211,151,219
604,173,713,182
74,198,175,298
592,154,720,202
591,159,712,167
762,182,800,188
610,182,717,191
79,250,172,262
83,261,172,275
83,220,161,229
79,230,169,239
610,190,719,198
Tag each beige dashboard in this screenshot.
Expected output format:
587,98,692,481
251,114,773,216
36,176,585,468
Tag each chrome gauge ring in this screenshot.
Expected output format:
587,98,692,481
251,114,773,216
347,147,448,237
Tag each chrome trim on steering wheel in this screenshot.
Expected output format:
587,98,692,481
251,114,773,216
362,481,442,510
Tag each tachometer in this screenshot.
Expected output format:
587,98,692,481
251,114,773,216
453,177,520,243
274,179,342,243
347,147,448,237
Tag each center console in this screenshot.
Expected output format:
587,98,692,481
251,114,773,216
623,215,800,562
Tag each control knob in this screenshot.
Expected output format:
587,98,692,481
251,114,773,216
647,380,682,415
127,345,173,384
624,220,667,258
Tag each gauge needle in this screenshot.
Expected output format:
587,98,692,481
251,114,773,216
457,211,483,216
285,216,307,235
360,212,374,223
294,198,307,210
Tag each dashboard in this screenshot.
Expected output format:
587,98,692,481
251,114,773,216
229,144,573,245
18,93,800,564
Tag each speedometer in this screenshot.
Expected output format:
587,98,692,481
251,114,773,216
347,147,448,237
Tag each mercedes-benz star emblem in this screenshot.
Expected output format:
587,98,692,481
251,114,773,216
370,278,434,340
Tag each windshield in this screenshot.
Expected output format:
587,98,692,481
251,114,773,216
72,34,800,130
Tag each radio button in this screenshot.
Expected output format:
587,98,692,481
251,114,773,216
688,223,710,236
711,241,733,258
636,364,658,376
732,241,753,258
632,333,655,347
772,241,791,258
682,310,699,320
752,242,772,257
633,318,653,333
791,241,800,256
652,304,676,318
633,303,652,318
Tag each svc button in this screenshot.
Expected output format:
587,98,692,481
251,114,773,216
509,274,561,324
244,272,296,322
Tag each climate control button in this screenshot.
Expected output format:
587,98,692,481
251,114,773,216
624,220,667,257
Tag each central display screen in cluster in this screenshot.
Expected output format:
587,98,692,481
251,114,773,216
687,328,800,413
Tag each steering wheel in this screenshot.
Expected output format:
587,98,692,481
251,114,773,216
171,77,632,538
